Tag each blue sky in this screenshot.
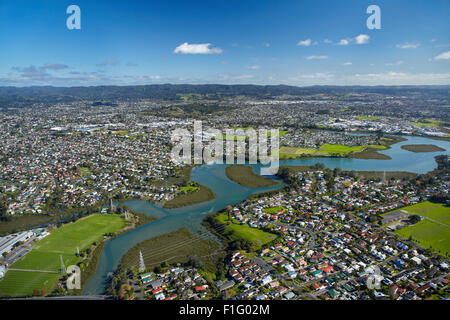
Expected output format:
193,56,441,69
1,0,449,86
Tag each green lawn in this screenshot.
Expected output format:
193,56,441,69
393,202,450,257
179,184,199,193
365,144,387,150
215,213,277,248
396,220,449,257
278,143,368,159
80,167,92,177
356,116,380,120
319,144,365,155
111,130,131,136
0,271,59,297
398,201,450,225
0,214,126,297
263,206,286,214
411,119,447,128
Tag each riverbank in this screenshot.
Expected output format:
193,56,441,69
349,135,407,160
117,227,222,274
226,165,280,188
401,144,446,153
72,209,158,295
163,183,215,209
278,165,417,181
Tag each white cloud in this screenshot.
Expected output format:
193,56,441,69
323,39,332,44
385,60,404,66
337,34,370,46
396,42,420,49
355,34,370,45
297,39,312,47
342,62,352,66
173,42,223,54
349,71,450,85
306,55,328,60
299,73,334,79
246,65,261,70
434,51,450,61
262,42,270,47
219,74,254,80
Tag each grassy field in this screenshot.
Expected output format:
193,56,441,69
396,220,449,257
111,130,132,136
392,202,450,256
400,144,446,153
225,165,280,188
411,119,448,128
0,214,127,297
215,213,277,248
395,201,450,225
278,143,368,159
263,206,286,214
320,144,365,155
163,183,215,209
179,183,199,193
80,167,92,177
119,227,221,273
356,116,380,120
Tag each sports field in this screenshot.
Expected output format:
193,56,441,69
0,214,126,297
393,202,450,256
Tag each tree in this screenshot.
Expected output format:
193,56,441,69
154,265,162,273
333,167,341,177
187,255,204,269
0,202,9,222
409,215,421,225
226,205,233,222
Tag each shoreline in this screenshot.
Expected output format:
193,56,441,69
225,164,280,188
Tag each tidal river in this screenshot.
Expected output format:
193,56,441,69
82,135,450,295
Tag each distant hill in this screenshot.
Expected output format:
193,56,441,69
0,84,449,108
